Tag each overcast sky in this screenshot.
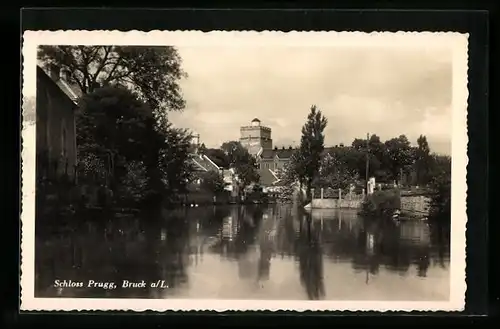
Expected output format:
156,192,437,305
169,46,452,155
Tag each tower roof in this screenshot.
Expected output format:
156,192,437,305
251,118,261,123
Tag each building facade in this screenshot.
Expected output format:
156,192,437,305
239,118,273,157
36,65,80,181
256,147,295,186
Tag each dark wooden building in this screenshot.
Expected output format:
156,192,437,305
36,65,80,181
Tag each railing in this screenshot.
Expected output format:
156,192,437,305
311,187,365,201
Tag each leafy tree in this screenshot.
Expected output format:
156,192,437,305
428,154,451,223
199,170,226,194
384,135,415,183
352,134,391,182
351,138,367,152
76,153,108,184
220,141,260,191
221,141,250,165
118,160,149,203
272,149,310,202
277,151,302,184
329,146,362,178
37,46,186,111
315,152,359,190
77,86,153,188
204,148,230,168
38,46,187,141
348,139,371,180
158,125,195,202
367,134,389,180
297,105,328,197
77,86,193,206
415,135,432,185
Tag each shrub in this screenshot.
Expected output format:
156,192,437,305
117,160,148,204
361,189,401,218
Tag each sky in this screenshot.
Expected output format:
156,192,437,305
168,46,452,155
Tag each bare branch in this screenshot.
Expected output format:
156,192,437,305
104,57,126,83
92,46,112,81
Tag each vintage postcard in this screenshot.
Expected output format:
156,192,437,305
20,30,468,312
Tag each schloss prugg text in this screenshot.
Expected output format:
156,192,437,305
53,279,169,290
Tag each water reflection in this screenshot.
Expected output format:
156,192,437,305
35,204,450,300
297,214,325,300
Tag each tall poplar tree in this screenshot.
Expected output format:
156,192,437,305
297,105,328,198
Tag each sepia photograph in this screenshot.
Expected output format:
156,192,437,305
20,31,468,312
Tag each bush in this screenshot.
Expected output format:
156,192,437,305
428,175,451,224
361,189,401,218
199,170,226,194
427,155,451,224
117,160,149,204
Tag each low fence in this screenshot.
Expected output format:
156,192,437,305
305,187,432,213
311,187,365,200
305,187,364,209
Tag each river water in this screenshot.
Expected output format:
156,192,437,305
35,204,450,301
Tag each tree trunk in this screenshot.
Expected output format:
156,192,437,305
306,178,313,201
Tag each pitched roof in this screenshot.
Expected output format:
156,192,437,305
189,154,220,172
251,118,261,122
260,148,296,160
56,80,81,103
275,148,295,159
37,65,82,104
258,168,279,186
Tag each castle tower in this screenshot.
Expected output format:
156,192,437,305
239,118,272,156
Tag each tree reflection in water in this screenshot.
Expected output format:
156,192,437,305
36,206,196,298
297,212,325,300
35,204,450,299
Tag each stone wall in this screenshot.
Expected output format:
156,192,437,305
304,198,363,209
304,193,431,213
400,195,431,215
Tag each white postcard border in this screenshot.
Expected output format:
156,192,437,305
20,30,469,312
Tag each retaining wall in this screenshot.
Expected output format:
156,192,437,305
304,194,431,213
304,198,362,209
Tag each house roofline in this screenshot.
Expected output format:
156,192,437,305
191,158,208,172
269,169,279,181
58,79,79,103
202,154,221,170
37,65,80,106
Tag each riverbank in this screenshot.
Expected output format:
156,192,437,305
304,190,431,219
304,198,362,210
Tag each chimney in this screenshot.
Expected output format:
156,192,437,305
47,64,60,81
